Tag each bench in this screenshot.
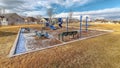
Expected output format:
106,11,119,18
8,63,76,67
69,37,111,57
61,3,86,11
58,31,78,41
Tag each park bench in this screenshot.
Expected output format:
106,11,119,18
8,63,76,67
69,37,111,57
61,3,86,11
58,31,78,41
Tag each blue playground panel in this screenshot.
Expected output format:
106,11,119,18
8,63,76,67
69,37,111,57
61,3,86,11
58,18,62,23
45,22,56,30
58,18,63,28
14,29,26,54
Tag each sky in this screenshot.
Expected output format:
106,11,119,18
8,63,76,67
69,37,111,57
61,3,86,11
0,0,120,20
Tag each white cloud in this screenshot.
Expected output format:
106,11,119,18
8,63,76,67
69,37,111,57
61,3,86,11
23,10,46,16
55,8,120,20
0,0,92,16
0,0,24,9
1,0,119,21
74,8,120,15
54,0,92,8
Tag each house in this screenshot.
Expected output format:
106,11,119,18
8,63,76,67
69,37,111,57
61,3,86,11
62,17,79,23
2,13,24,25
40,18,47,23
24,17,38,24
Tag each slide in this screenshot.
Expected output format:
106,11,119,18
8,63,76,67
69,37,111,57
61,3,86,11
45,22,56,30
50,25,56,30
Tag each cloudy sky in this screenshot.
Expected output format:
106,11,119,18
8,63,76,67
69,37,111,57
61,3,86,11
0,0,120,20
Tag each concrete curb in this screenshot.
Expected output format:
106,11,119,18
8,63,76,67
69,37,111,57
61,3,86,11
8,28,21,57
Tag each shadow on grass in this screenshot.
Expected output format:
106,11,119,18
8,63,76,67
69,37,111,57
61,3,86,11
0,31,17,37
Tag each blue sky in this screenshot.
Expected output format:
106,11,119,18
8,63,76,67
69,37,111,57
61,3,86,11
0,0,120,20
52,0,120,13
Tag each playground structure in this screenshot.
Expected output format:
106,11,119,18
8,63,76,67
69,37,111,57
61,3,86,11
22,16,90,43
41,15,89,41
35,18,63,38
45,18,63,30
39,16,89,41
35,15,88,43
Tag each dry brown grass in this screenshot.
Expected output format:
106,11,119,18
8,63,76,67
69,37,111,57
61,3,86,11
0,23,120,68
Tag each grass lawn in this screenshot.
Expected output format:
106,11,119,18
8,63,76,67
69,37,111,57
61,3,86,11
0,23,120,68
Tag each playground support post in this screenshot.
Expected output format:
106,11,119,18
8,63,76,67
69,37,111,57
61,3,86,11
86,16,88,32
80,16,82,38
66,17,69,32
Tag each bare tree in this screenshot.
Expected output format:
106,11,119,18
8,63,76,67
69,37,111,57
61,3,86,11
36,15,42,24
47,8,53,24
